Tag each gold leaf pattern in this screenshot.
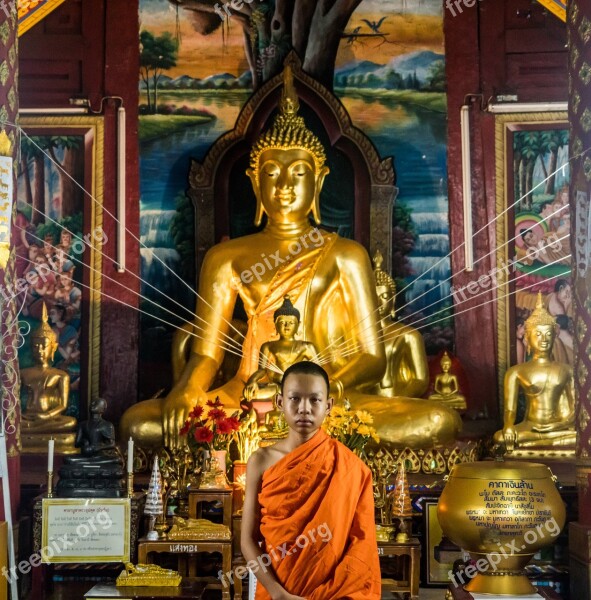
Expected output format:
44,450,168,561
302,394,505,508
580,16,591,43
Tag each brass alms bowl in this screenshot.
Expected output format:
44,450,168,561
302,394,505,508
437,461,565,595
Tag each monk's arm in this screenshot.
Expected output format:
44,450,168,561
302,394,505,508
241,452,297,600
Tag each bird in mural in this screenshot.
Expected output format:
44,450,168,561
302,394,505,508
361,17,387,33
347,26,361,44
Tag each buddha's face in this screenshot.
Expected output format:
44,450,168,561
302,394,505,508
249,148,327,224
32,335,56,363
376,284,394,318
275,315,299,339
441,357,451,373
527,324,555,354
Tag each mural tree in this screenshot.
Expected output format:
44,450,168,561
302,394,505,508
45,137,84,218
168,0,363,89
140,30,179,113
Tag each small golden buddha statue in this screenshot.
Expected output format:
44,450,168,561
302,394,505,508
370,250,430,398
167,517,231,540
116,562,181,587
243,295,318,402
493,293,575,453
429,352,466,410
258,397,289,443
21,303,76,453
119,66,461,450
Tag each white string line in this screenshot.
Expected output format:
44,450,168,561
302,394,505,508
8,120,246,342
322,230,571,360
19,254,248,362
316,209,571,362
16,203,245,356
13,224,245,356
317,252,572,365
395,203,570,318
394,144,586,301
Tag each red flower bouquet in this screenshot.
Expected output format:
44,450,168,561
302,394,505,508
180,397,240,452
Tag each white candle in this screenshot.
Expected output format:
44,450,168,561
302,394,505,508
127,437,134,474
48,438,54,472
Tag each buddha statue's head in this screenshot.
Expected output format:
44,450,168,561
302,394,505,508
273,295,300,339
31,303,58,364
247,66,329,227
440,351,452,372
525,293,556,355
373,250,396,320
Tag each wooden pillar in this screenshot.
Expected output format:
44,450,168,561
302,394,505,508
569,0,591,594
0,0,20,520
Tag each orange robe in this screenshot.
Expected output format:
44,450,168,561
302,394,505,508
255,429,381,600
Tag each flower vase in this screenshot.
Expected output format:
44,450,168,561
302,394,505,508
213,449,229,488
198,449,227,489
232,460,247,514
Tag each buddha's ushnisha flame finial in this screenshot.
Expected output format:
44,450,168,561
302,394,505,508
33,302,57,342
525,292,556,335
249,65,327,174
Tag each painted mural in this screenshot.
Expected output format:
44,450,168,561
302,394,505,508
138,0,451,396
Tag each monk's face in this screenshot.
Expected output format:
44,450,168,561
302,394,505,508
277,372,333,434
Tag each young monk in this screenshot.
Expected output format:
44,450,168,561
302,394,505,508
241,361,381,600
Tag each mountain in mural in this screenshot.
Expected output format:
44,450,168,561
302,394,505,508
381,51,444,81
335,51,444,89
139,72,253,90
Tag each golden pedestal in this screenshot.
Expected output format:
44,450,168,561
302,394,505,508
21,431,77,454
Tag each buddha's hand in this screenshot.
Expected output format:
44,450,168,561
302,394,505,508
243,382,259,401
162,385,205,449
503,426,516,450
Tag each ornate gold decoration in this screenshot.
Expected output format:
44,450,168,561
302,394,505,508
116,562,181,587
33,303,57,342
0,130,10,156
167,517,231,541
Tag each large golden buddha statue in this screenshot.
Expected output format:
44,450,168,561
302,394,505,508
370,250,429,398
120,67,461,449
493,293,575,453
21,303,76,453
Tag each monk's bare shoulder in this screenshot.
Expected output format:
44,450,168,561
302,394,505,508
248,444,288,479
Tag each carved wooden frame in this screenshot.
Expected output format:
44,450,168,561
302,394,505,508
494,110,569,404
18,116,103,415
188,52,397,284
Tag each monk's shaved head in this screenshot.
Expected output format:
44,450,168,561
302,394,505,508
281,361,329,395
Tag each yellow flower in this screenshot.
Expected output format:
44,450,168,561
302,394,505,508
331,406,345,416
350,422,359,430
371,432,380,443
357,424,370,436
355,410,374,425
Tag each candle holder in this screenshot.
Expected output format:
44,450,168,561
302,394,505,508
47,471,54,498
127,472,134,498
